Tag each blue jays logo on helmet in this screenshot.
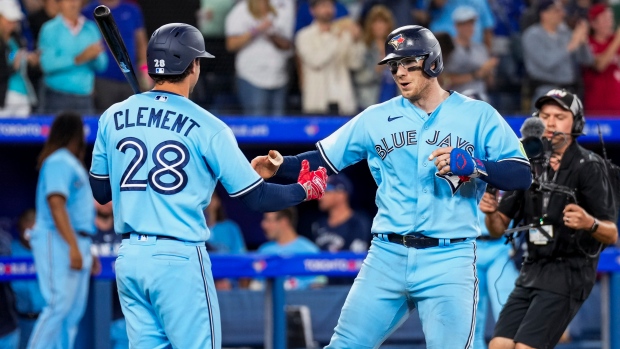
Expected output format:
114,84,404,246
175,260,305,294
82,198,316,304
389,34,406,49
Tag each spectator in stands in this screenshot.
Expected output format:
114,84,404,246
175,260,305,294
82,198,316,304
256,207,325,290
358,0,414,28
583,4,620,115
429,0,496,50
83,0,148,112
565,0,591,29
295,0,349,32
0,0,38,118
312,174,371,253
443,6,498,98
28,0,58,44
296,0,365,115
196,0,236,112
26,0,57,102
522,0,593,108
38,0,107,115
353,5,397,109
487,0,524,113
0,227,19,349
9,209,45,349
206,191,246,254
225,0,294,116
91,201,128,349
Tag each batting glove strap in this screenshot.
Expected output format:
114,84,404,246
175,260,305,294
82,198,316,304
450,148,488,178
297,160,328,201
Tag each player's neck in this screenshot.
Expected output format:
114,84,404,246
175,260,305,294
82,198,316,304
408,82,449,114
152,82,190,98
328,204,353,227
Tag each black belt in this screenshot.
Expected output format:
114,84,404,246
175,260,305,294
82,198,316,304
77,232,91,238
476,235,501,241
121,233,180,241
374,234,467,249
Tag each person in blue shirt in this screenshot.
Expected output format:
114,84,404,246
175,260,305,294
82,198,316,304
257,207,325,290
252,25,531,348
28,112,95,349
9,209,45,349
206,191,246,254
88,23,327,349
429,0,495,49
83,0,149,111
38,0,107,115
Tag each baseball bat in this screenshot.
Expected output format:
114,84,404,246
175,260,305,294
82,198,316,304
93,5,141,94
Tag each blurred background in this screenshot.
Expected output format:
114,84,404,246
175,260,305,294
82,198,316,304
1,0,620,348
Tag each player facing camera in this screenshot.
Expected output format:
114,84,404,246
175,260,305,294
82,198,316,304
481,89,618,349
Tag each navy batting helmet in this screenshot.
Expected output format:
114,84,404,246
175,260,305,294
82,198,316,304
147,23,214,75
378,25,443,77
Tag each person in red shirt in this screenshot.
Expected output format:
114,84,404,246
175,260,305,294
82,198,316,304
583,4,620,115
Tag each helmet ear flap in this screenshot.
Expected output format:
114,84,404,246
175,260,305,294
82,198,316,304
424,51,443,77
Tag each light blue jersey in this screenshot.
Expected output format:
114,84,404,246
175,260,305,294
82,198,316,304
258,236,322,290
317,92,528,239
208,220,246,254
33,148,95,235
29,148,94,349
90,91,262,242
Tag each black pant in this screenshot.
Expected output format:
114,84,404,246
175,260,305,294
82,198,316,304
493,285,583,349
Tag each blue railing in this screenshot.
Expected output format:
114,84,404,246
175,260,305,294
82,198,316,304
2,249,620,349
0,116,619,144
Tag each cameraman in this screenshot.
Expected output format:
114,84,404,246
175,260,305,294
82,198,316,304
482,89,618,349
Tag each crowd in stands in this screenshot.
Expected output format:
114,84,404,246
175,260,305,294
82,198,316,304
2,0,620,116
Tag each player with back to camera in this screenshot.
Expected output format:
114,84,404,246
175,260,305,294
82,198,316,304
88,23,328,349
252,25,532,348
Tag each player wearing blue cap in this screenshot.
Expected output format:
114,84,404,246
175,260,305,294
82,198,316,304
88,23,328,349
252,25,532,348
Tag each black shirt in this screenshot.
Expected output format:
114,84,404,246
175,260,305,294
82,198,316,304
311,211,372,253
498,141,617,300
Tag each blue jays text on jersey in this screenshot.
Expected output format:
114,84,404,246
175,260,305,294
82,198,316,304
374,129,476,160
317,92,528,239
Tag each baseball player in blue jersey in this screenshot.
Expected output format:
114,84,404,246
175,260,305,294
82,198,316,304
252,25,532,348
88,23,327,349
28,113,95,349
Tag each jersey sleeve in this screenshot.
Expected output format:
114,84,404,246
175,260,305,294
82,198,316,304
90,115,109,179
42,156,75,198
204,128,263,197
481,109,529,165
316,113,368,173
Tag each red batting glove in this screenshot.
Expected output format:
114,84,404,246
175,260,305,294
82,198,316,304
297,160,327,201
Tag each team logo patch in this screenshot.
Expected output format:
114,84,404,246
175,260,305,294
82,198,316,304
155,95,168,102
436,172,470,195
389,34,405,49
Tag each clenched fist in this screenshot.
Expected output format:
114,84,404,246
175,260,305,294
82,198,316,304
297,160,327,201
